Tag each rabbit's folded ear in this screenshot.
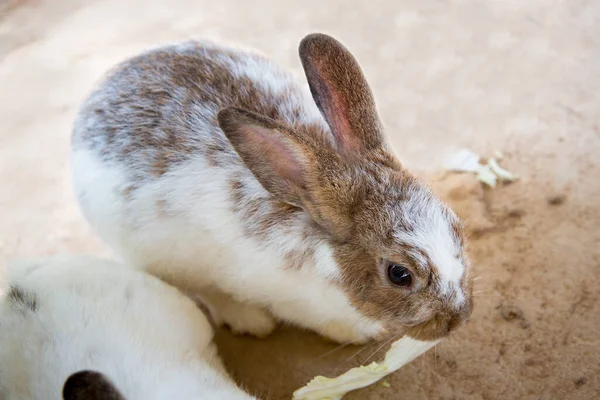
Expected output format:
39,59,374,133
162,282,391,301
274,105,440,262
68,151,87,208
299,33,385,155
218,107,311,208
63,370,125,400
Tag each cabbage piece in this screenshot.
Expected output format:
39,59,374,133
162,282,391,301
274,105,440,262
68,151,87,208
476,164,498,187
444,149,518,188
292,337,439,400
487,158,518,182
444,148,482,173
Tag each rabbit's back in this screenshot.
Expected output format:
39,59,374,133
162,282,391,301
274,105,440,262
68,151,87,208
72,40,328,181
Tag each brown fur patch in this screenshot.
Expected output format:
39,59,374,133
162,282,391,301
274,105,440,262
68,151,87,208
451,217,465,247
228,176,303,240
284,248,316,270
151,157,168,177
121,185,135,200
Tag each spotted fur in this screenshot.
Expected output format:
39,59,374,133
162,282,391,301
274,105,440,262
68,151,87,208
71,33,473,343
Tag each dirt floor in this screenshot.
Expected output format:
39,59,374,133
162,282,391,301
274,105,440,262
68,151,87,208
1,0,599,399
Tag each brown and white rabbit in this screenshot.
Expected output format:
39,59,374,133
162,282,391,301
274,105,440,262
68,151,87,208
71,33,473,344
0,255,256,400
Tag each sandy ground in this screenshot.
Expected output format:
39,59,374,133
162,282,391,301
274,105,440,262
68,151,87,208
1,0,599,399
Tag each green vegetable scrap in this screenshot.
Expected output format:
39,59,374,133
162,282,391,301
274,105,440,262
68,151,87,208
293,337,439,400
444,148,519,188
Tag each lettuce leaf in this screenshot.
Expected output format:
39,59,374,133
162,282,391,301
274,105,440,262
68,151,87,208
292,337,439,400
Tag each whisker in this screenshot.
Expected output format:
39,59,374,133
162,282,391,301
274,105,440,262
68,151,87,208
311,342,352,362
364,332,402,364
342,339,380,364
411,325,425,344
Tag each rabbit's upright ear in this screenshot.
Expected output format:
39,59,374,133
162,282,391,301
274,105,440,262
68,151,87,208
63,370,125,400
299,33,385,155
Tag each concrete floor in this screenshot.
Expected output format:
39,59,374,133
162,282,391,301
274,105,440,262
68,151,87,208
1,0,599,399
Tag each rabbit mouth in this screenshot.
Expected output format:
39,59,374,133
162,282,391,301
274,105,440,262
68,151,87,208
404,313,468,341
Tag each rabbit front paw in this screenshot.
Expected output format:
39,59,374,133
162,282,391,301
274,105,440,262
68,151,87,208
195,290,276,338
222,302,277,338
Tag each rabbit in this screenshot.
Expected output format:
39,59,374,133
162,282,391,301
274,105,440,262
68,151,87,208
70,33,474,344
0,254,256,400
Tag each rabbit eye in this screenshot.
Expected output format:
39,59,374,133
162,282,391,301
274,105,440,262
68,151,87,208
387,263,412,287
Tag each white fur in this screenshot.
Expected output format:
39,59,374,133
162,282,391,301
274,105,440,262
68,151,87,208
395,187,466,308
0,254,256,400
71,148,384,343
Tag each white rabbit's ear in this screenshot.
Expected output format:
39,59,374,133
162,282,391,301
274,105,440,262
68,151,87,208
218,107,311,208
63,371,125,400
299,33,385,155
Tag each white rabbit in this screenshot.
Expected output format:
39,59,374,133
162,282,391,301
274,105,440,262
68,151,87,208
0,254,256,400
71,33,473,344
